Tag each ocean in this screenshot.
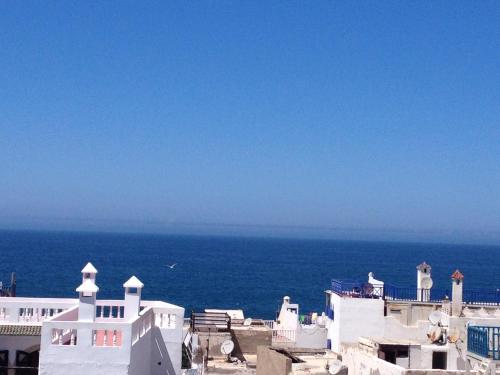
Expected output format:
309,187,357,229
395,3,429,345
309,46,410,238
0,230,499,319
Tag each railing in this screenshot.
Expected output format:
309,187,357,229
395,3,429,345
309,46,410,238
96,301,125,320
468,326,500,360
154,311,177,329
191,312,231,332
0,298,77,324
131,306,154,344
51,328,78,346
263,320,275,329
383,284,449,303
93,329,123,347
463,290,500,306
272,329,296,343
331,279,384,299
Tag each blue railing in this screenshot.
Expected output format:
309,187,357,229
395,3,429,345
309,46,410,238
331,279,499,305
463,289,500,306
468,326,500,360
383,284,449,303
331,279,384,299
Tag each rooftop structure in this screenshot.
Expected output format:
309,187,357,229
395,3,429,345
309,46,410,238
325,264,500,374
0,263,185,375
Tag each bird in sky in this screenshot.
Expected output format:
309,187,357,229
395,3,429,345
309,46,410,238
165,263,177,269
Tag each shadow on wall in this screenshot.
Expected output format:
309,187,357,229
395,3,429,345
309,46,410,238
151,327,176,375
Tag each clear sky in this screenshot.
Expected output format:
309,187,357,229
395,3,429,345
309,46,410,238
1,1,499,244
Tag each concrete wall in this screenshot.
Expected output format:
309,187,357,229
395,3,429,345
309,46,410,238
256,346,291,375
232,327,272,355
328,293,385,353
129,330,152,375
341,345,476,375
295,325,327,349
197,331,232,359
342,345,406,375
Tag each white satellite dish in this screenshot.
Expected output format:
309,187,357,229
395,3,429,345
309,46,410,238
429,311,442,325
220,340,235,355
243,318,252,326
428,325,442,343
421,276,433,289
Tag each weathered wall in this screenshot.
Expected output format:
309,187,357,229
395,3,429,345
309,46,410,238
341,345,406,375
341,345,478,375
197,331,232,358
256,346,291,375
231,327,272,355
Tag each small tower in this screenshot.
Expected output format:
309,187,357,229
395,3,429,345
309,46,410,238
451,270,464,316
76,279,99,322
123,276,144,321
81,262,98,284
416,262,433,302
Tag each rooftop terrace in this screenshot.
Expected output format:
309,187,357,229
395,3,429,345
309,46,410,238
330,278,500,306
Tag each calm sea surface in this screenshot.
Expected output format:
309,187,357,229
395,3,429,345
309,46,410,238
0,230,499,319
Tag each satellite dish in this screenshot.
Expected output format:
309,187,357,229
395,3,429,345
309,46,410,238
220,340,234,355
421,276,433,289
243,318,252,326
428,326,442,343
429,311,442,325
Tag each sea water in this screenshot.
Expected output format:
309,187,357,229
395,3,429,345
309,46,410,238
0,230,499,318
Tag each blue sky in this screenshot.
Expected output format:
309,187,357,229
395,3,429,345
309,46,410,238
1,2,499,244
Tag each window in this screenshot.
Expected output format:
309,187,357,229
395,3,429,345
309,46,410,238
128,287,138,294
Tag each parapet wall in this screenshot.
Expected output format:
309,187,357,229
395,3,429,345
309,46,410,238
256,346,291,375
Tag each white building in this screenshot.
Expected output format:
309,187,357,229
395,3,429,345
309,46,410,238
272,296,327,349
325,263,500,374
0,263,185,375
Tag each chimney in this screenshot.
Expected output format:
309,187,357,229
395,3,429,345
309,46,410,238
416,262,432,302
76,279,99,322
123,276,144,321
81,262,98,284
451,270,464,316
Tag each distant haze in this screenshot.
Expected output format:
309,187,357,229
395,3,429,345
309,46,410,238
1,2,499,245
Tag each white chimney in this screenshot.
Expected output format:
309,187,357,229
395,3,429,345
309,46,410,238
416,262,432,302
451,270,464,316
76,279,99,322
81,262,98,284
123,276,144,321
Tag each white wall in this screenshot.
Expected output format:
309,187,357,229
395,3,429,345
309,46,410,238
341,345,406,375
295,325,327,349
328,293,385,353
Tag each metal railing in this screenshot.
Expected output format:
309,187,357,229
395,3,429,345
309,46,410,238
331,279,384,299
272,329,296,343
383,284,449,303
468,326,500,360
463,290,500,306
